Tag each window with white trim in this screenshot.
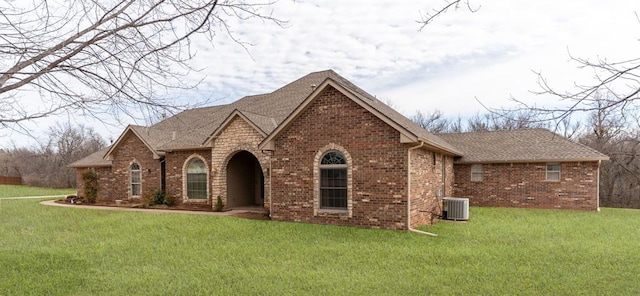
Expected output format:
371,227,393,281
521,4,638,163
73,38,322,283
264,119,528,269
546,163,561,181
319,151,348,209
470,164,483,182
130,163,141,197
186,158,207,199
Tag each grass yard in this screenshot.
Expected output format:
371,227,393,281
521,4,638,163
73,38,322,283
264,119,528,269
1,199,639,295
0,185,75,198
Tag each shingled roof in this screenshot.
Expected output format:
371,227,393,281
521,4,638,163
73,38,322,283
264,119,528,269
70,71,614,168
438,128,609,163
79,69,459,166
113,70,351,151
68,147,112,168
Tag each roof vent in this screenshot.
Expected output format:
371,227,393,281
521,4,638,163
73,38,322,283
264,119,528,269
310,84,317,90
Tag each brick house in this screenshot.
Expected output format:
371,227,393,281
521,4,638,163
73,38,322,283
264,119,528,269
439,130,607,210
69,70,608,230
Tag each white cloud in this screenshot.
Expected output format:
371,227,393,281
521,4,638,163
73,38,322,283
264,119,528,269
2,0,639,148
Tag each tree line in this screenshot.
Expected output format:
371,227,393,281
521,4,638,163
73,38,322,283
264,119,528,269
4,124,106,188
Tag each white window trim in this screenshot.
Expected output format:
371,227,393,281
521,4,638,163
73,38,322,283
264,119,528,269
129,161,141,198
313,143,352,217
470,164,483,182
182,154,210,202
546,163,561,182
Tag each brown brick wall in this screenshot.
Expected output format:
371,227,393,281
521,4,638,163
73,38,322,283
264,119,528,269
409,149,454,227
270,86,409,230
108,131,161,200
452,162,599,210
164,149,212,204
75,167,112,200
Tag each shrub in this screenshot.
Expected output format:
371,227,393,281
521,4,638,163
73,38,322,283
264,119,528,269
214,196,224,212
141,189,173,207
154,190,165,205
81,170,98,204
141,190,155,208
164,194,176,206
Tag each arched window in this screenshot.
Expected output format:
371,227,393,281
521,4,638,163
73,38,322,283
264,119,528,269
130,163,141,197
186,158,207,199
319,151,348,209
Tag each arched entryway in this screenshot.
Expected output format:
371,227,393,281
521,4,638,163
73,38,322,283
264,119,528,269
226,150,265,208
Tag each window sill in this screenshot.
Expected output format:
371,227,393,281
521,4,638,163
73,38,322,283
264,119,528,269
317,208,349,216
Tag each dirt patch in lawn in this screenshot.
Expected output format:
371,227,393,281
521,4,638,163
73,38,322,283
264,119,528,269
230,211,271,220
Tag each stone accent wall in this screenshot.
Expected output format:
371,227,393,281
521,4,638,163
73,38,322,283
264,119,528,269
109,131,161,200
452,162,599,210
270,86,409,230
409,149,453,228
164,149,212,204
209,116,269,210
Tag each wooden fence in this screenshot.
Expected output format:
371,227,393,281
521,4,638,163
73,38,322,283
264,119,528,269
0,176,22,185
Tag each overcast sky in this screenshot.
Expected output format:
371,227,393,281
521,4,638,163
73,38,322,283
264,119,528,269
2,0,639,148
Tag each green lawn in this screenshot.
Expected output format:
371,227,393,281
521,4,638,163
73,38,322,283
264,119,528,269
0,185,75,198
1,199,639,295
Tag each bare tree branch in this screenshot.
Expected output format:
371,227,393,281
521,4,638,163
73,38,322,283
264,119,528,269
418,0,480,31
0,0,284,129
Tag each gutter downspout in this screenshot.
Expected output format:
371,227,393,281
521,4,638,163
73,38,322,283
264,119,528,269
268,151,273,218
408,141,438,237
597,160,601,212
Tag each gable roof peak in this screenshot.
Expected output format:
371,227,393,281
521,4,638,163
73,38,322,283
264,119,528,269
259,75,462,155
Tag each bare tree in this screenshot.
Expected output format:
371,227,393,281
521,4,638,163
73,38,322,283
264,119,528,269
0,0,282,131
464,109,548,132
420,2,639,127
411,109,450,133
521,53,640,123
51,122,106,187
572,91,640,208
10,123,106,188
410,108,547,134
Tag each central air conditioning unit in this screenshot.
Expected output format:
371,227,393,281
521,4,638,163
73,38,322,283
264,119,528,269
442,197,469,221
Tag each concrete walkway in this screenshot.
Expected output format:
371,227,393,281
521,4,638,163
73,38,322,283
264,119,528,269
40,200,251,216
1,195,69,200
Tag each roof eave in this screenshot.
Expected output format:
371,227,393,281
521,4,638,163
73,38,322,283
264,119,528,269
67,163,113,168
415,137,463,156
454,157,610,164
